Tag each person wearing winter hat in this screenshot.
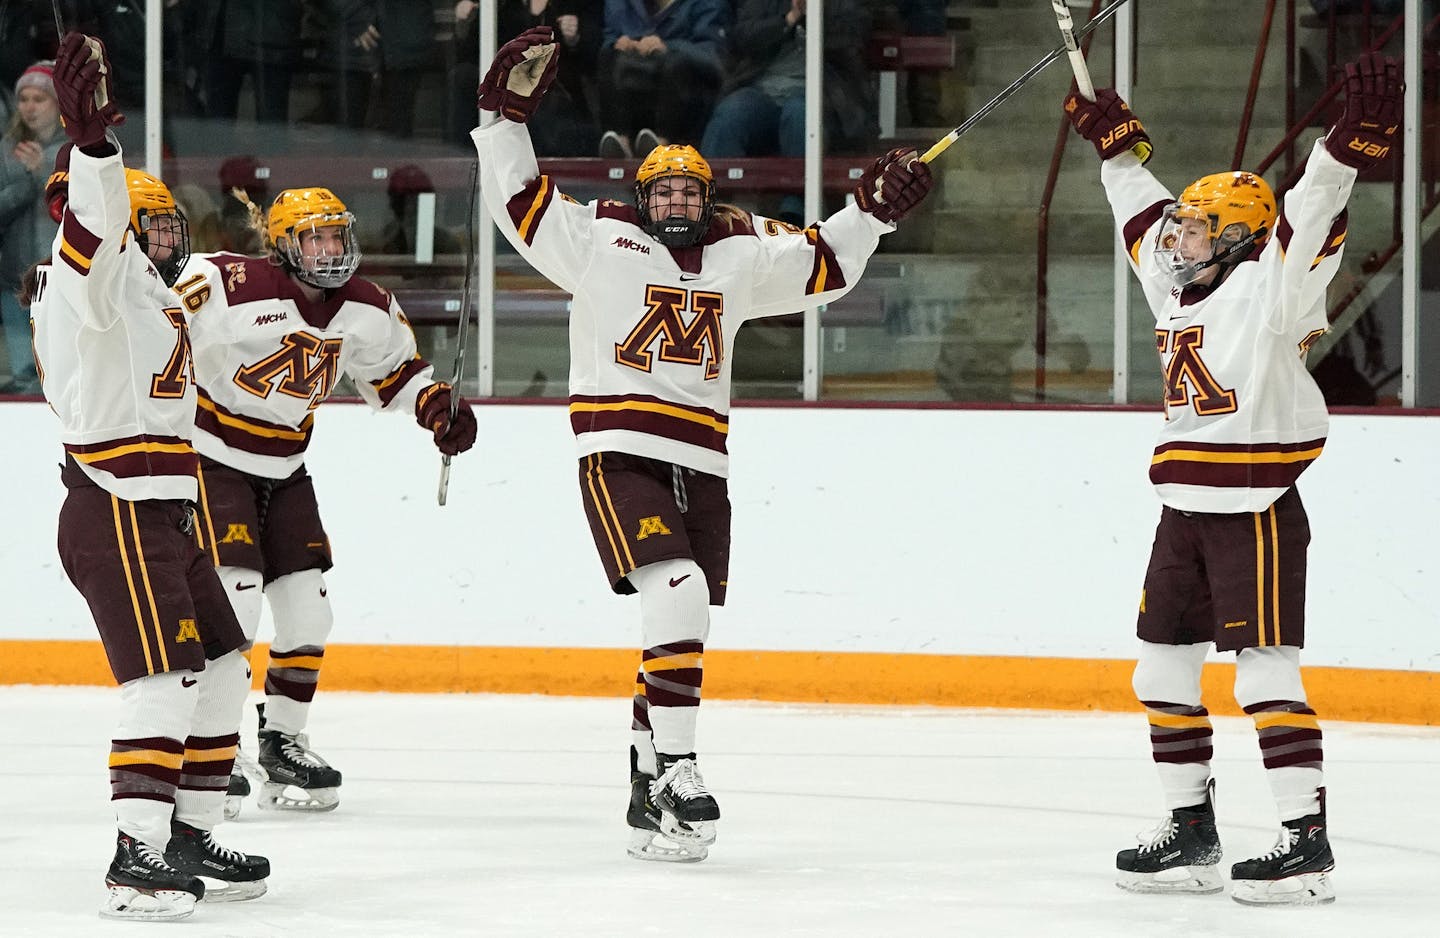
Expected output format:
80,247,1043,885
0,60,62,394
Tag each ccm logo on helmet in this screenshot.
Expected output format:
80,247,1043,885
1101,118,1146,152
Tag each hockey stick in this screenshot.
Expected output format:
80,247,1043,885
919,0,1135,164
1050,0,1151,162
436,160,479,507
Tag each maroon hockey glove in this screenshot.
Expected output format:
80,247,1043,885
477,26,560,124
1325,52,1403,170
416,383,478,456
854,148,934,225
53,33,125,150
1064,88,1152,163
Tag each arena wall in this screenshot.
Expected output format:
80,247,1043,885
2,401,1435,723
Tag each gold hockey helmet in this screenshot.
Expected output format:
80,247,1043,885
267,187,361,289
1156,171,1276,287
634,145,716,247
124,168,190,287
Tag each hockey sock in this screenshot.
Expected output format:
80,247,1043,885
174,650,250,830
1133,641,1212,809
1235,646,1322,820
262,569,334,735
629,559,709,758
215,565,264,643
631,667,657,777
112,670,200,849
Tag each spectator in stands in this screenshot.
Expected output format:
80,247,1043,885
700,0,874,223
453,0,602,156
378,163,461,256
0,60,62,394
317,0,437,139
193,0,302,124
596,0,729,158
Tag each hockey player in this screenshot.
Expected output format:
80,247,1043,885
172,182,479,815
1064,52,1402,906
473,26,932,861
24,33,270,921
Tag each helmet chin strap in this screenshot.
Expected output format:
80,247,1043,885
1191,226,1267,277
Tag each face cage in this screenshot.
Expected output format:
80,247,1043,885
277,217,362,289
1154,206,1220,288
137,211,191,287
636,177,714,248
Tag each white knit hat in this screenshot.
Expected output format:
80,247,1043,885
15,60,56,99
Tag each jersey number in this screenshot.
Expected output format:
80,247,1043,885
615,286,725,380
1157,325,1237,416
151,307,193,399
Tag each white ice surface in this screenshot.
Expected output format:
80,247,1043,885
1,687,1435,937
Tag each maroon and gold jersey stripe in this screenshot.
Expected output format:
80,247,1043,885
66,434,198,481
195,389,313,458
1148,437,1325,489
1124,199,1171,265
58,211,103,275
805,227,847,295
569,394,729,454
508,175,556,246
371,357,430,405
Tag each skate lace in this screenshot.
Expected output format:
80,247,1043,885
202,831,246,863
135,841,171,870
656,758,710,802
1134,817,1179,855
1253,826,1300,862
281,733,331,769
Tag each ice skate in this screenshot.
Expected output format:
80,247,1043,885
165,820,269,902
101,831,204,922
1230,795,1335,906
256,704,341,812
1116,782,1223,895
625,749,709,862
224,743,266,820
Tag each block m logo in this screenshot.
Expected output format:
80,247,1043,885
234,332,343,409
615,286,724,380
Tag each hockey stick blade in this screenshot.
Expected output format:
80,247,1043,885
920,0,1135,164
437,160,480,507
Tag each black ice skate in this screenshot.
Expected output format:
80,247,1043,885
1230,792,1335,906
102,831,205,922
225,741,265,820
1116,782,1223,895
256,703,341,812
626,748,709,862
165,820,270,902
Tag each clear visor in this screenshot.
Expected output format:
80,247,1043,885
1154,205,1215,288
279,214,361,289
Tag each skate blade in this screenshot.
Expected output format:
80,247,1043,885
200,877,268,903
1117,865,1224,895
257,781,339,812
100,884,198,921
1231,871,1335,906
627,827,708,863
657,811,716,848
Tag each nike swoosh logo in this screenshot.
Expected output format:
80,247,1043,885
669,575,690,588
679,274,700,281
235,583,257,591
319,588,328,597
180,676,197,687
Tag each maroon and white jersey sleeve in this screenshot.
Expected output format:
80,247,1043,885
31,146,200,502
474,118,890,477
1099,152,1178,319
179,253,437,479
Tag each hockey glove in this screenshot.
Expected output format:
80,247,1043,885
854,148,934,225
416,383,478,456
1064,88,1152,163
53,33,125,150
477,26,560,124
1325,52,1403,171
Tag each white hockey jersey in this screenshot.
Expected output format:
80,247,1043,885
31,146,200,502
474,118,890,477
174,253,439,479
1103,138,1354,513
